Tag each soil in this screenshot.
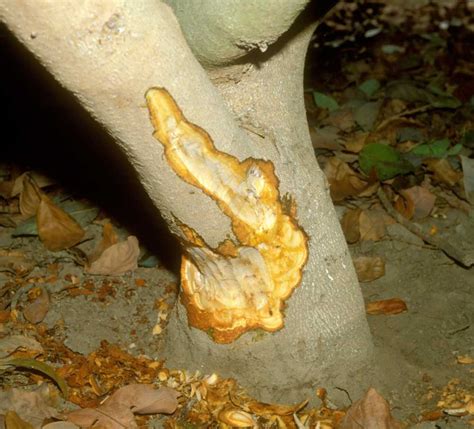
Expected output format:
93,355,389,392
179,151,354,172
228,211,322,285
1,202,472,428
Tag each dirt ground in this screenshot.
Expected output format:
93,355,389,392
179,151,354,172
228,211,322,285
1,202,472,428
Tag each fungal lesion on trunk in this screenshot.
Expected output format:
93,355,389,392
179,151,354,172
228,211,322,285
146,87,308,343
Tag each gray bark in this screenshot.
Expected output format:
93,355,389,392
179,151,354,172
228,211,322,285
0,0,372,402
164,0,310,65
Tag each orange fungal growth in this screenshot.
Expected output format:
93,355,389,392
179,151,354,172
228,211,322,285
146,87,308,343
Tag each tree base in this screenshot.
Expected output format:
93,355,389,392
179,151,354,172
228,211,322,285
162,301,373,404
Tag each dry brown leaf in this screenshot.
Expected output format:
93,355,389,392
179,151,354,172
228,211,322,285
0,310,11,322
421,409,444,421
0,180,14,199
456,355,474,365
323,157,370,201
323,108,355,131
37,195,85,251
11,171,56,198
85,236,140,275
42,423,80,429
359,209,386,241
19,175,42,218
247,399,308,416
67,384,179,429
0,335,44,359
310,126,343,150
218,408,255,427
393,193,415,219
0,385,59,427
23,287,50,324
341,208,362,244
353,256,385,282
425,158,463,187
124,385,179,414
88,221,119,264
338,387,402,429
397,186,436,220
5,411,34,429
343,131,369,154
366,298,408,315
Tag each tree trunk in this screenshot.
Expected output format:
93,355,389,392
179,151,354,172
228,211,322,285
0,0,373,402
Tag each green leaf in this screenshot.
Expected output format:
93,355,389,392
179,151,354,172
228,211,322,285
138,253,159,268
447,143,463,156
359,143,414,181
432,96,462,109
381,44,404,54
460,130,474,149
313,92,339,111
358,79,381,97
0,357,68,397
410,138,450,158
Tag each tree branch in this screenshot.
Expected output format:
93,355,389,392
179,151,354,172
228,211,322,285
164,0,311,65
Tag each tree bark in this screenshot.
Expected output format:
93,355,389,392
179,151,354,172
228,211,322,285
0,0,373,402
164,0,310,65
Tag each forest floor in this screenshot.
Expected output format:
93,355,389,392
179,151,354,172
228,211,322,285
0,0,473,428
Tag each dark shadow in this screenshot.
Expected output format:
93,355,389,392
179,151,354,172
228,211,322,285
0,23,181,272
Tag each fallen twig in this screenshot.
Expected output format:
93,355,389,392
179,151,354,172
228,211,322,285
377,187,474,267
374,104,432,132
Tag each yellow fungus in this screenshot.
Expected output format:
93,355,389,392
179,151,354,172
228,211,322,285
146,87,308,343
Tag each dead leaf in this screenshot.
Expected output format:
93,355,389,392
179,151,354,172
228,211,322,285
338,387,402,429
0,310,10,322
393,193,414,219
323,108,355,131
323,157,370,201
4,411,34,429
247,399,308,416
11,171,56,198
0,335,44,359
0,385,58,428
343,131,369,153
67,406,136,429
353,256,385,282
310,126,343,150
218,408,255,427
456,355,474,365
366,298,408,315
0,180,14,199
67,384,179,428
42,423,80,429
88,221,119,264
421,409,444,421
85,236,140,275
396,186,436,219
19,175,41,218
37,195,85,251
123,385,179,414
341,208,362,244
23,287,50,324
359,209,386,241
424,158,463,187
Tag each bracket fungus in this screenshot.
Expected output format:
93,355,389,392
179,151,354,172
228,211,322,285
146,88,308,343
